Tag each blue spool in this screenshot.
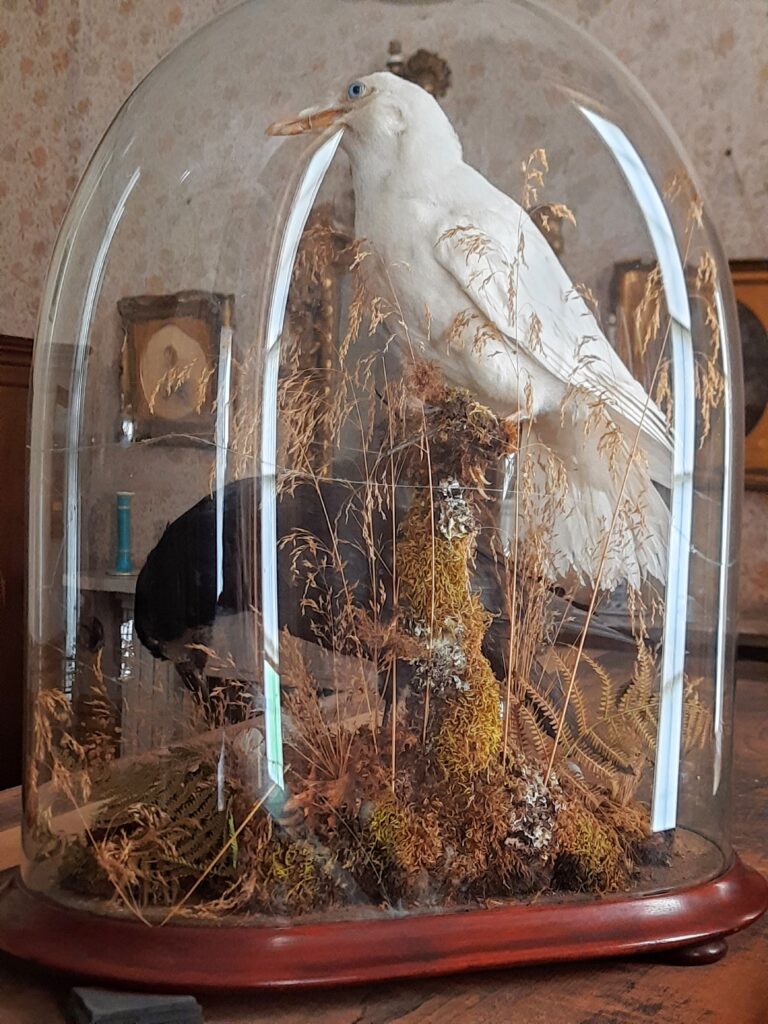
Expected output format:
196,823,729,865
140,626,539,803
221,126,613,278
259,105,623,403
113,492,134,575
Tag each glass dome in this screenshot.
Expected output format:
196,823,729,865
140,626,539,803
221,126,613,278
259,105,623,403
5,0,766,988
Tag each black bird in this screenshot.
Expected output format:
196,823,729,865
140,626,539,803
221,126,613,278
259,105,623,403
134,470,636,711
134,469,395,699
134,477,258,696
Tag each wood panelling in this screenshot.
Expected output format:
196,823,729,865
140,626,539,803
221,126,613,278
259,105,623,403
0,336,32,789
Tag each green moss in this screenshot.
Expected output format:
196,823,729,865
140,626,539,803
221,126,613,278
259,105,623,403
398,495,502,779
433,649,502,777
398,495,477,627
554,803,629,892
364,799,442,873
266,838,330,914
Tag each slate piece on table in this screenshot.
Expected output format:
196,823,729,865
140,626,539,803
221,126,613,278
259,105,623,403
67,987,203,1024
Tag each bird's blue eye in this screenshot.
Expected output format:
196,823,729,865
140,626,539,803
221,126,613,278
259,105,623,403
347,80,366,100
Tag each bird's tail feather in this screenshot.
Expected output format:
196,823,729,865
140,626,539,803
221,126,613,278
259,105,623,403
505,413,668,592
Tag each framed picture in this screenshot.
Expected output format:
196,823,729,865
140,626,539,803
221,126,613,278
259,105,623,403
118,290,234,442
732,261,768,490
609,261,660,394
612,260,768,489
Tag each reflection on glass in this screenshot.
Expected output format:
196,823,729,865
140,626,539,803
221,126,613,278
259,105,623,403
17,0,743,947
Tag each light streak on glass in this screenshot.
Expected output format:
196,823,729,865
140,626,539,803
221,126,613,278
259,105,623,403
712,283,733,795
214,309,234,601
260,129,344,790
579,108,695,832
64,167,141,697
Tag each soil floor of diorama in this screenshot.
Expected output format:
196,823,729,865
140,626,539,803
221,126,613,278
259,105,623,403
22,826,726,928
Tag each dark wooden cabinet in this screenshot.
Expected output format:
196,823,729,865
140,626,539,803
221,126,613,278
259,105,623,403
0,336,32,789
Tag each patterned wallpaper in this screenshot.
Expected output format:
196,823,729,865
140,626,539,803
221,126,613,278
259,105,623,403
1,0,767,610
1,0,766,339
0,0,238,338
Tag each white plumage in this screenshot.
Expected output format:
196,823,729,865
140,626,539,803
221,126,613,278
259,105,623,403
268,72,671,590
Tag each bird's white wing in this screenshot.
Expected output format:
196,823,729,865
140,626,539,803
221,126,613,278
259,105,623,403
433,197,672,480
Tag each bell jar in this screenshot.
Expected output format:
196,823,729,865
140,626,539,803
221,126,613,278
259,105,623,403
1,0,765,990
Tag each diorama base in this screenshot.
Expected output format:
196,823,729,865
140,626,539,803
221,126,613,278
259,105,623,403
653,938,729,966
0,857,765,992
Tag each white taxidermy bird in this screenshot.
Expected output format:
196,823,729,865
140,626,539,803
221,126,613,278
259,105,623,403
268,72,672,591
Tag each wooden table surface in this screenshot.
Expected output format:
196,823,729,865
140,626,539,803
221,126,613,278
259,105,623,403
1,671,766,1024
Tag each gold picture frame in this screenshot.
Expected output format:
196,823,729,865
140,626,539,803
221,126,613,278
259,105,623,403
732,261,768,490
609,261,660,394
612,260,768,489
118,290,233,442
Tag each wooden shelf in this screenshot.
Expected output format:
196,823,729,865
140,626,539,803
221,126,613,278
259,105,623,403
79,573,138,595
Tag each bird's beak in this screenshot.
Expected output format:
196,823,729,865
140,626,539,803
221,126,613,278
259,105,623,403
266,104,346,137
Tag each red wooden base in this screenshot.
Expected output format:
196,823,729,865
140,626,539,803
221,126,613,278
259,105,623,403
0,856,765,991
654,938,729,966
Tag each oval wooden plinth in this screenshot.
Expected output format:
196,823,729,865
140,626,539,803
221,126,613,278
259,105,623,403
0,856,765,991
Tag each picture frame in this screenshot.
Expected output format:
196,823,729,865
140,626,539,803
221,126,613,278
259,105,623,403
731,261,768,490
609,260,659,393
118,290,234,442
612,259,768,489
